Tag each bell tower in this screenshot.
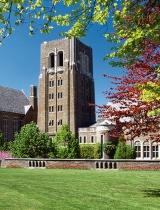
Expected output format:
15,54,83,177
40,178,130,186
38,37,95,137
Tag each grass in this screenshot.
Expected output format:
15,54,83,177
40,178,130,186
0,169,160,210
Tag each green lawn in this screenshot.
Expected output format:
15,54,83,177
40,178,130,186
0,169,160,210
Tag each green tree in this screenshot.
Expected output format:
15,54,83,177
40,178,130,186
0,130,7,151
103,142,116,159
0,1,159,104
53,124,80,158
0,1,159,63
125,145,136,159
9,121,54,158
0,1,159,114
139,81,160,115
114,142,135,159
114,142,126,159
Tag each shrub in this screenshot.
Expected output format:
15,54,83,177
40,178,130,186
94,143,101,159
0,151,13,159
103,142,116,158
114,142,135,159
80,143,101,159
125,145,136,159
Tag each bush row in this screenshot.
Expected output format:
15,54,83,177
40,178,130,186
80,143,101,159
0,122,135,159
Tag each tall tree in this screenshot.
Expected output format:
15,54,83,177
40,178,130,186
104,0,160,66
0,1,159,102
53,124,80,158
0,1,159,132
1,1,159,60
105,0,160,111
97,39,160,141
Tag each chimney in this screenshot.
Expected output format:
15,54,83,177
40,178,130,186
30,85,37,109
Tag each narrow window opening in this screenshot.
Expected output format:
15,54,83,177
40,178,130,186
152,143,158,158
58,79,63,86
58,105,62,111
143,142,149,158
49,106,54,112
49,93,54,100
58,51,63,66
51,54,55,68
49,80,54,87
79,137,82,143
3,117,9,142
58,92,63,99
49,120,54,126
58,119,62,125
91,136,94,143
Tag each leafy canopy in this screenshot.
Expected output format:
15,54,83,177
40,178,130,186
1,0,159,105
0,1,159,66
53,124,80,158
0,1,159,126
9,121,54,158
98,39,160,140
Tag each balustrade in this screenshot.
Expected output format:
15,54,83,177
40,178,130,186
95,161,117,170
28,160,46,168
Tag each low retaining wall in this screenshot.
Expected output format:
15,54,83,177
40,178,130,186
1,158,96,169
1,158,160,170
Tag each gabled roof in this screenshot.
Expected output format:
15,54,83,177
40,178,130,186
0,86,30,115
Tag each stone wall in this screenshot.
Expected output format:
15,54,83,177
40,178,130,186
1,158,160,170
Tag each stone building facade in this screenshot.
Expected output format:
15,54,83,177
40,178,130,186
78,119,118,158
0,85,37,142
130,136,160,160
38,37,95,137
78,119,117,144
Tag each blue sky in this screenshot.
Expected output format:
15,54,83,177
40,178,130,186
0,17,122,116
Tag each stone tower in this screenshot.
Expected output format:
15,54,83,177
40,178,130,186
38,37,95,137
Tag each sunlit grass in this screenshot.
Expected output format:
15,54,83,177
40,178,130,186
0,169,160,210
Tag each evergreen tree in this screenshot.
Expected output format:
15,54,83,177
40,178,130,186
114,141,135,159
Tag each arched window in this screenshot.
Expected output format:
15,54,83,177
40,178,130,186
143,141,150,158
13,118,19,135
79,52,83,71
84,55,89,73
91,136,94,143
135,141,141,158
79,52,89,73
152,142,158,158
3,116,9,142
58,51,63,66
49,53,55,68
79,136,82,144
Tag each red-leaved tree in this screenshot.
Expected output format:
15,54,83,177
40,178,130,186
97,39,160,141
97,0,160,141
